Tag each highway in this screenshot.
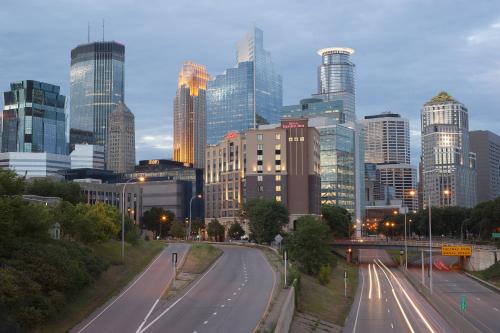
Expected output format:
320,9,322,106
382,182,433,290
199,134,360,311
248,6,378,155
72,243,190,333
138,245,276,333
344,249,453,333
408,255,500,333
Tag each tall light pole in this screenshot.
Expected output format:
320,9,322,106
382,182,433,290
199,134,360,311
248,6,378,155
428,193,433,294
159,215,167,240
122,176,145,262
404,190,416,270
188,194,202,239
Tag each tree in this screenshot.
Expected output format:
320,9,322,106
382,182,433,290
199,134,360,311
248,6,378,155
228,222,245,240
170,220,186,239
207,219,225,241
0,169,25,195
190,218,205,238
25,179,82,204
244,198,288,244
469,198,500,240
321,205,351,238
142,208,175,238
286,215,333,276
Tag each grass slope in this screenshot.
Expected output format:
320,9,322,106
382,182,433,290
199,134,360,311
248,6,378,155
181,243,222,274
471,261,500,288
297,259,358,326
41,240,165,333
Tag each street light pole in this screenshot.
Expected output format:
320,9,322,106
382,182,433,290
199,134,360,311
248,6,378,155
428,194,433,294
121,177,145,262
188,194,202,240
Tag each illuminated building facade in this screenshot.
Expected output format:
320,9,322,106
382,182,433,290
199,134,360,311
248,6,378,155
421,92,476,208
206,27,282,144
204,132,246,230
313,47,355,122
173,62,209,168
70,41,125,152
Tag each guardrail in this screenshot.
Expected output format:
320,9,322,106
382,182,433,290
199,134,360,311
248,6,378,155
332,239,496,250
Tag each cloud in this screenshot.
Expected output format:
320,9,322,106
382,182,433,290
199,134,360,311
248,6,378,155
467,20,500,45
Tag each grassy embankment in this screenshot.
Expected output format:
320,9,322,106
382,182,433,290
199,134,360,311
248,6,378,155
470,261,500,288
166,243,223,297
297,258,358,326
41,240,165,333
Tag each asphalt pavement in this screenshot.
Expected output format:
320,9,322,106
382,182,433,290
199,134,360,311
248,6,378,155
344,249,453,333
138,245,276,333
72,243,190,333
408,255,500,333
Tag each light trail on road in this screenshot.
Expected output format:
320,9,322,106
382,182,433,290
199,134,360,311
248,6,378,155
372,263,381,299
368,264,373,299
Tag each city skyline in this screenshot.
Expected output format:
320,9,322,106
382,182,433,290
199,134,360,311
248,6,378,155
1,1,500,164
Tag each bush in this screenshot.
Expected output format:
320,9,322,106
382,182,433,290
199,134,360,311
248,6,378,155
318,265,332,285
287,264,301,289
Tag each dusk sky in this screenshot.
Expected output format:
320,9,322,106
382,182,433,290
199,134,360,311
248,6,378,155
1,0,499,166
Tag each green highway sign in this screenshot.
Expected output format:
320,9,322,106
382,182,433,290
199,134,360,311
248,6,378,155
492,232,500,239
460,295,467,312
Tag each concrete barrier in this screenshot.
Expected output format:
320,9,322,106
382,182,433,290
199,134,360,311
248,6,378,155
465,249,500,271
274,286,295,333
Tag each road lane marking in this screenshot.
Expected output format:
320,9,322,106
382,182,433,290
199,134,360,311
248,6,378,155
213,312,217,315
77,247,169,333
368,264,373,299
391,323,394,329
221,304,225,308
227,298,232,301
494,307,499,311
203,321,208,324
233,292,237,295
138,254,223,333
377,260,435,333
352,266,365,333
373,263,381,299
374,260,415,333
136,299,159,333
387,309,390,313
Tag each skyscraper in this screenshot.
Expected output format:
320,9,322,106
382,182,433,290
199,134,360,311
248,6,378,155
70,41,125,150
363,113,417,211
469,130,500,203
106,102,135,173
363,113,410,164
173,62,208,168
2,80,66,154
421,92,476,208
206,27,282,144
313,47,355,122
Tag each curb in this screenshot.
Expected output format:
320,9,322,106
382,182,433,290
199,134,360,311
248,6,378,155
464,272,500,294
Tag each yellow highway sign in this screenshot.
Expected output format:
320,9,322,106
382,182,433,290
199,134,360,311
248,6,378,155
441,245,472,256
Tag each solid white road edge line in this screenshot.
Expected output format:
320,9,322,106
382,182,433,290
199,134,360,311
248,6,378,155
138,253,224,333
76,247,168,333
352,266,365,333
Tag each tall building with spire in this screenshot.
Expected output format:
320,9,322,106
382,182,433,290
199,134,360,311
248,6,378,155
421,92,476,208
69,41,125,153
173,62,208,168
206,27,282,144
106,102,135,173
313,47,355,122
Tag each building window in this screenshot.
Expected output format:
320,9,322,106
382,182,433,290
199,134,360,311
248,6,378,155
276,195,282,202
275,154,281,160
275,144,281,150
275,175,281,181
288,137,293,142
257,165,263,172
257,175,263,182
276,185,281,192
257,134,263,141
257,144,263,150
294,137,299,142
276,165,281,171
275,133,281,140
257,155,263,161
258,185,264,192
300,136,305,142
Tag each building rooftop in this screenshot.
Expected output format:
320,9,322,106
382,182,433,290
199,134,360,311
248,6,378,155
364,112,401,120
425,91,460,105
317,47,354,56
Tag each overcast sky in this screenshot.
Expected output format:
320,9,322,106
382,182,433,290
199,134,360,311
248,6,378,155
1,0,499,166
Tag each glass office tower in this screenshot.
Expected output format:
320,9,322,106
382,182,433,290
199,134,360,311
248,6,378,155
421,92,476,208
2,80,66,154
206,27,282,144
70,41,125,149
173,62,209,168
313,47,355,122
